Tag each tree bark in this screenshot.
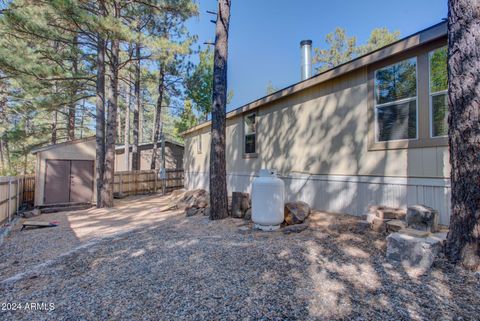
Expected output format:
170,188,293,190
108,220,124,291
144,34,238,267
67,35,78,141
95,1,106,208
124,80,131,171
100,19,120,208
209,0,231,220
150,62,165,170
445,0,480,270
51,110,57,144
132,43,141,170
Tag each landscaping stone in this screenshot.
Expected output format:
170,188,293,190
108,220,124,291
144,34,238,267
386,232,446,276
231,192,250,219
177,189,209,210
185,207,199,217
352,220,371,234
371,218,387,233
369,205,406,220
283,223,308,234
204,207,211,217
407,205,439,232
284,201,311,225
399,228,431,238
386,219,406,233
22,208,41,218
244,208,252,221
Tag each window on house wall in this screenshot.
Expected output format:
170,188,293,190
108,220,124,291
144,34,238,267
244,112,256,154
429,46,448,137
197,134,202,154
374,58,417,142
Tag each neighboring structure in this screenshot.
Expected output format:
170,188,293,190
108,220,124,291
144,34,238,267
32,136,184,206
182,22,452,224
115,140,184,172
32,136,96,206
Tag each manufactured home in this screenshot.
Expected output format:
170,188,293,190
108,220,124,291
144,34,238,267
182,22,452,224
32,136,184,206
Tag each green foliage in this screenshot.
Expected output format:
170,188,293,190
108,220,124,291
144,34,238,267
314,27,400,73
185,46,233,122
174,99,198,137
266,81,279,95
430,46,448,92
314,28,357,73
185,47,213,121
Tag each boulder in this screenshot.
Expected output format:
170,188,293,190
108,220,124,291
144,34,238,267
185,207,199,217
386,232,446,276
406,205,439,232
231,192,251,219
284,201,311,225
177,189,209,210
371,218,387,233
352,220,371,234
22,208,41,218
369,205,406,220
282,223,308,234
244,208,252,221
386,219,407,233
204,207,211,217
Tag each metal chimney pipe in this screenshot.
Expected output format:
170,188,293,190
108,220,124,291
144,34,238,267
300,40,312,80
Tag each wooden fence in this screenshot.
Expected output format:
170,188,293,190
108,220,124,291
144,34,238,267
113,169,184,196
0,175,35,224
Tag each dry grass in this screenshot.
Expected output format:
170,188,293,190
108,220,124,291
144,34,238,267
0,194,479,321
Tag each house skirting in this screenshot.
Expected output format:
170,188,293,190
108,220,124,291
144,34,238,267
185,171,451,225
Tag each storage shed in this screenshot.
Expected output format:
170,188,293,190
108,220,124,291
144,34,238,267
32,137,96,207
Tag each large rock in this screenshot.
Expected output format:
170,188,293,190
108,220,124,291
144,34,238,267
407,205,439,232
231,192,251,219
177,189,209,210
369,205,406,220
284,201,311,225
386,232,446,276
244,208,252,221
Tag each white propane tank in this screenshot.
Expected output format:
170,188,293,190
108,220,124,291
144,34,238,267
252,169,285,231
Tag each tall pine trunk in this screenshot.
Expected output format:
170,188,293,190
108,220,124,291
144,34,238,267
150,62,164,170
51,110,57,144
209,0,231,220
67,36,78,141
95,1,106,207
124,79,131,171
132,43,141,170
101,27,119,208
445,0,480,270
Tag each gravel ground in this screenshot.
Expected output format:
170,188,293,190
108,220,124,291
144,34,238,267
1,194,479,321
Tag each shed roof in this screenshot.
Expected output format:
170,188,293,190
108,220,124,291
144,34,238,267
181,21,447,136
31,136,96,154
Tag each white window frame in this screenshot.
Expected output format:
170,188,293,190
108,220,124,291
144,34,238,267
374,57,419,143
244,112,257,155
428,47,448,138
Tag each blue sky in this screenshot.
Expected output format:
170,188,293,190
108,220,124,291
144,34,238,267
186,0,447,111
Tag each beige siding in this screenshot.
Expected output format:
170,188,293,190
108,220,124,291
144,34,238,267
35,140,96,206
115,143,184,172
184,68,450,179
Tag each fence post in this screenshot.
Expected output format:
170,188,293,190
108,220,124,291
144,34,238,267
154,169,158,193
16,177,19,214
119,172,123,195
7,177,12,222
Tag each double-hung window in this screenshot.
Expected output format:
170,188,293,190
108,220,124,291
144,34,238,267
374,58,418,142
244,112,256,154
429,46,448,137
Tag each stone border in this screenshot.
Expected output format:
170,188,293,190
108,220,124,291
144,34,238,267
0,216,21,247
